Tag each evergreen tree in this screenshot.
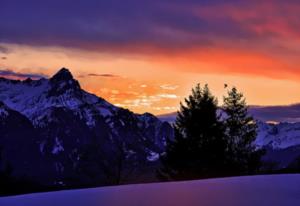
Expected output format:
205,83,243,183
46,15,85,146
222,87,264,174
158,84,227,180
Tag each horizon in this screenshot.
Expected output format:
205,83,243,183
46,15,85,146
1,67,300,118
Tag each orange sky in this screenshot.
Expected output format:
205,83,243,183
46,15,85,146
0,43,300,115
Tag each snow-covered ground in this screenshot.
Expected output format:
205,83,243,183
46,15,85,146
0,174,299,206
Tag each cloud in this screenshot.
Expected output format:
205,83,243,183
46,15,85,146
0,46,10,54
1,0,300,80
88,73,120,78
158,94,179,99
0,69,47,79
78,73,121,78
160,84,179,90
0,0,288,52
158,103,300,123
249,104,300,123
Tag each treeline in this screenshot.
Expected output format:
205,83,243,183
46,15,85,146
158,84,299,181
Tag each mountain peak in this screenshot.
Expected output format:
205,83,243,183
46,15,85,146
51,68,74,81
48,68,81,96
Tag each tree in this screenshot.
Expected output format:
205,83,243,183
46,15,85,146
158,84,227,180
222,87,264,174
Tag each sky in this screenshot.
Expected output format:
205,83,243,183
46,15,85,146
1,0,300,114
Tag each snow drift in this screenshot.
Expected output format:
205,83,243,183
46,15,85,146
0,174,299,206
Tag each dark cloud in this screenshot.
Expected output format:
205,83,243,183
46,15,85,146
159,104,300,123
249,104,300,123
0,0,275,52
0,69,47,79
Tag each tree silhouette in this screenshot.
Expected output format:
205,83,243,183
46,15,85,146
223,87,264,174
158,84,265,181
158,84,227,180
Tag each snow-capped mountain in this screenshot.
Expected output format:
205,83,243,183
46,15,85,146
0,68,118,125
256,121,300,149
256,121,300,168
0,68,173,186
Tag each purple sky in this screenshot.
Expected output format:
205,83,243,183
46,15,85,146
0,0,297,52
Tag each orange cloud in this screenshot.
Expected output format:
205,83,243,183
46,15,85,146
152,47,300,82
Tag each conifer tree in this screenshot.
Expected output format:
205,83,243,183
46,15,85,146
158,84,227,180
223,87,264,174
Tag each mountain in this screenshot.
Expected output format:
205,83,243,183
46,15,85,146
0,68,173,187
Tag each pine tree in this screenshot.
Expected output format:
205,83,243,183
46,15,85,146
158,84,227,180
223,87,264,174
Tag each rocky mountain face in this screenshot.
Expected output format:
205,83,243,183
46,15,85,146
256,122,300,150
0,68,173,187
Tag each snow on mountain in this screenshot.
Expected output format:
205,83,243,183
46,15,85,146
0,174,299,206
0,68,117,127
256,121,300,149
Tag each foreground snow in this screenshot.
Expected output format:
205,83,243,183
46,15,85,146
1,174,300,206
